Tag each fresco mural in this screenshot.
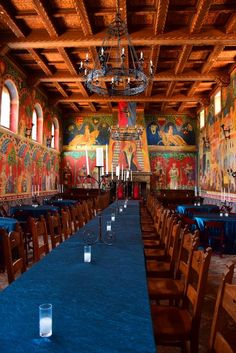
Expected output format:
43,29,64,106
63,116,113,148
149,151,196,190
0,133,59,196
145,114,196,146
0,57,61,198
199,67,236,198
61,151,98,188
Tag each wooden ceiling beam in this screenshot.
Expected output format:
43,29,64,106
56,94,203,103
154,0,169,35
0,4,25,38
145,0,169,108
201,45,225,74
32,0,58,38
70,103,80,112
54,82,68,98
76,81,97,112
72,0,93,36
57,47,77,75
38,70,226,83
28,48,53,76
5,29,236,49
225,13,236,34
190,0,213,34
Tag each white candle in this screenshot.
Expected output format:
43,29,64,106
39,317,52,337
101,167,104,176
96,147,104,167
121,164,123,180
37,185,40,196
62,184,64,193
85,147,90,175
194,186,197,197
107,221,111,231
127,170,129,179
223,188,226,202
131,170,133,181
84,246,91,263
116,165,120,179
105,144,108,175
111,164,113,179
32,184,34,196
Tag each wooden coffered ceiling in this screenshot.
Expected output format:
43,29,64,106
0,0,236,116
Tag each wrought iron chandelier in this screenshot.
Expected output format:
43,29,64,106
80,0,154,96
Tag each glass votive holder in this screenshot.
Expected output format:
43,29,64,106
106,220,112,231
111,212,115,222
84,245,91,263
220,212,223,217
197,202,201,206
124,202,127,209
119,206,123,213
224,212,229,217
39,303,52,337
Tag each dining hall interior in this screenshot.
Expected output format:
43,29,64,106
0,0,236,352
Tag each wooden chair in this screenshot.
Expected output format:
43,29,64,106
146,220,182,278
148,230,199,303
208,261,235,353
28,216,49,263
61,209,73,240
1,228,26,283
204,220,225,255
0,204,8,217
144,213,176,257
74,203,86,228
151,247,212,353
47,212,63,248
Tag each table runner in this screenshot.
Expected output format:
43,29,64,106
0,200,156,353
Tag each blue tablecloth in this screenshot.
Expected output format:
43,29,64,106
193,213,236,254
0,217,17,232
44,199,78,207
10,205,60,220
176,204,219,215
0,201,156,353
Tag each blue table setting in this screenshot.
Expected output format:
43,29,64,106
0,200,156,353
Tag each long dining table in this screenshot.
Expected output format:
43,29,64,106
0,200,156,353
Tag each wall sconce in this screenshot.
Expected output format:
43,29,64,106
221,124,230,139
202,136,210,149
46,135,53,148
227,169,236,177
24,124,33,138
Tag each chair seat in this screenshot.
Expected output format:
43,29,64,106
148,278,185,300
143,239,161,248
144,248,166,259
151,305,192,342
146,260,171,277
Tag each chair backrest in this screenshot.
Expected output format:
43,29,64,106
208,261,235,353
1,228,26,283
0,205,8,217
175,229,199,286
183,247,212,338
47,212,63,248
162,213,177,251
28,216,49,262
61,209,72,239
75,203,86,228
165,220,182,275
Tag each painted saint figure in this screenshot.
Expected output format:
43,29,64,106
169,163,179,189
